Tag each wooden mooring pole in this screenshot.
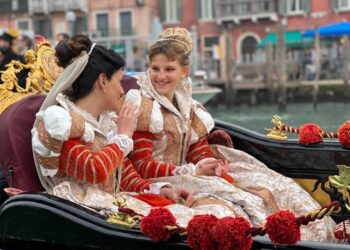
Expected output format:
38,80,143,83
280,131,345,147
342,36,350,101
313,26,320,111
276,20,287,112
224,25,234,107
266,41,275,103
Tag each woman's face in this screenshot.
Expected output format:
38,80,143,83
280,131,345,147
149,54,188,101
104,68,124,111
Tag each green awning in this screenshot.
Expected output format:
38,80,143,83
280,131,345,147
258,31,313,49
112,44,125,54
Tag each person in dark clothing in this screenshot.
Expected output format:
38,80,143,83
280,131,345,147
0,31,19,72
16,35,33,56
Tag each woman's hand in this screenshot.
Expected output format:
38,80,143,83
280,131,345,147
195,159,223,176
217,160,229,176
159,187,193,207
196,159,229,177
115,102,140,138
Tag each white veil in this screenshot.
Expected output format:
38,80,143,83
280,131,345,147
32,51,90,192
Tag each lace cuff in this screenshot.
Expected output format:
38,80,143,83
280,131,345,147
107,133,133,156
171,163,196,176
144,182,173,195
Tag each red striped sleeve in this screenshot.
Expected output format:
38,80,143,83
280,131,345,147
59,139,124,185
129,131,176,178
120,158,153,192
186,137,215,164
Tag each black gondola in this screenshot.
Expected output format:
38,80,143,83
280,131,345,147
0,92,349,249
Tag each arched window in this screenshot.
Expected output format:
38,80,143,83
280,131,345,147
241,36,258,64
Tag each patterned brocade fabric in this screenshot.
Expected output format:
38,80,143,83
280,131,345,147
37,120,63,153
130,131,176,178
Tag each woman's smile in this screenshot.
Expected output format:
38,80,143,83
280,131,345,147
149,54,188,101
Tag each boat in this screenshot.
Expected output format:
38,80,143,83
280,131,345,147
0,92,349,249
192,85,221,105
0,41,349,250
192,70,221,104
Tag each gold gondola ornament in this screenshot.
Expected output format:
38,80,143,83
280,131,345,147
107,194,140,228
0,35,63,114
329,165,350,211
265,115,288,140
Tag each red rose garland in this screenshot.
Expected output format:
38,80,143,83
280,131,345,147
272,120,350,145
213,217,253,250
138,201,339,248
298,123,323,145
187,214,218,250
265,210,301,244
140,207,178,241
338,121,350,147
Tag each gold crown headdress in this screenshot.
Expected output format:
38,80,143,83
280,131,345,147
157,27,193,55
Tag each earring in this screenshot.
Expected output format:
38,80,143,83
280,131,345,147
103,89,107,93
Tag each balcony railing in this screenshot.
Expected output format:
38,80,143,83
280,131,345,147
215,0,278,23
28,0,87,14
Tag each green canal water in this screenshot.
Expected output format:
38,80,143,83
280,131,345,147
207,102,350,135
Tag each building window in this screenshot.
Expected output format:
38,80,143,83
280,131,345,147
203,36,220,79
0,0,12,14
240,2,252,14
16,19,29,30
164,0,180,23
287,0,303,14
119,11,132,36
339,0,350,10
74,16,87,35
258,1,270,12
34,18,51,39
96,13,109,37
198,0,213,20
241,36,258,64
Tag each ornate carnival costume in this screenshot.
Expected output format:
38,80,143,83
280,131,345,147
31,41,176,213
126,28,337,242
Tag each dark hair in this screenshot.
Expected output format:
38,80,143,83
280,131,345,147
56,32,70,41
55,34,125,101
20,35,33,49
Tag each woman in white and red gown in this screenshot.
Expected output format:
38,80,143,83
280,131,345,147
126,27,337,242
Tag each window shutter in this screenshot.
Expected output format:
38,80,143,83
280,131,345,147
301,0,311,13
176,0,182,22
196,0,202,19
278,0,287,15
160,0,165,22
331,0,339,11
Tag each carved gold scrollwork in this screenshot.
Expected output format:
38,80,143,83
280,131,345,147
329,165,350,211
0,40,63,113
107,195,138,228
266,115,288,140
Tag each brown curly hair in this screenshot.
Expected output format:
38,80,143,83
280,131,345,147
148,27,193,66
